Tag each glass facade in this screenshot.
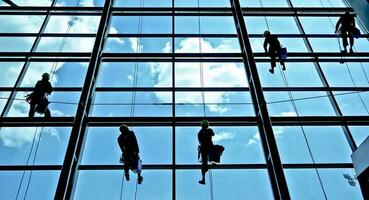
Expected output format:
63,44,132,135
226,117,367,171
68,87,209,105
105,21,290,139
0,0,368,199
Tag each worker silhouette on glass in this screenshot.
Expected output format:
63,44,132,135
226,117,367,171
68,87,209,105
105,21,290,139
118,124,143,184
263,30,286,74
335,11,356,54
198,120,214,185
26,73,52,118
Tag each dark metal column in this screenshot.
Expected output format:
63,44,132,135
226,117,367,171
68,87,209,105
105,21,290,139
171,0,176,199
54,0,115,199
2,0,18,7
230,0,290,199
0,0,57,117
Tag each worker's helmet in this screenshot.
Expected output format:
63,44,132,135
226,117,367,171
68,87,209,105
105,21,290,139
119,124,129,133
42,73,50,80
201,120,209,127
263,30,270,37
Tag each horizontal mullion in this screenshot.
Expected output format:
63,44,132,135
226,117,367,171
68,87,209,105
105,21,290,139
0,87,82,92
1,116,369,126
0,165,62,171
77,163,353,170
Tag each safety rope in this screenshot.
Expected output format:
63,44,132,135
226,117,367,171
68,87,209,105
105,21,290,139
197,0,206,118
13,0,82,198
120,0,144,199
278,67,329,200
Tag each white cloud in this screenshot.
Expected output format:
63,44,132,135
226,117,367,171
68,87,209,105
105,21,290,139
280,111,297,117
213,131,235,142
149,38,247,114
0,0,105,148
246,127,286,146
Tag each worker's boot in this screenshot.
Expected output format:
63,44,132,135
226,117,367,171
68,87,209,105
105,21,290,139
138,176,143,184
199,179,206,185
125,171,130,181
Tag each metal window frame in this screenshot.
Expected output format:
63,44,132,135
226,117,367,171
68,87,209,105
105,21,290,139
0,0,368,199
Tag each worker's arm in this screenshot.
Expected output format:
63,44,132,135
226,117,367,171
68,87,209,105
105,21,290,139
47,82,53,95
210,129,215,137
263,39,268,53
117,135,125,153
335,17,342,32
132,133,140,154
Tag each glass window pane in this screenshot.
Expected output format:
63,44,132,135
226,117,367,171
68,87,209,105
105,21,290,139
175,92,254,116
82,127,172,164
115,0,171,7
20,62,88,87
241,0,288,7
36,37,95,52
0,37,35,52
45,16,100,33
175,16,236,34
319,169,363,200
334,91,369,116
0,62,24,87
104,37,171,53
0,15,45,33
0,92,10,113
0,127,71,165
0,171,60,200
176,169,273,199
97,62,172,88
258,62,323,87
245,17,300,34
175,0,230,7
74,170,172,200
110,16,171,34
7,92,80,117
56,0,104,7
91,92,172,117
176,127,265,164
321,62,369,87
303,126,353,163
349,126,369,146
175,38,240,53
175,62,248,88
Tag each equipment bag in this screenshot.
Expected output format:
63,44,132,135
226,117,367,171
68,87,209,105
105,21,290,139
209,145,225,164
353,27,361,39
280,47,288,60
35,97,50,114
131,158,142,174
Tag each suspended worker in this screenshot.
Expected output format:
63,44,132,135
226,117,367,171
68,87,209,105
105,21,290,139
118,124,143,184
26,73,52,118
263,30,286,74
335,11,356,54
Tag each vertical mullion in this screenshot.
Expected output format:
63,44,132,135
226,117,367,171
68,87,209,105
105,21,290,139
230,0,290,199
286,0,357,151
0,0,57,118
54,0,115,199
172,0,176,199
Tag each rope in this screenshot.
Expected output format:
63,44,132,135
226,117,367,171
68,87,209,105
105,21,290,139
14,125,40,200
209,169,214,200
258,0,270,31
119,172,124,200
278,67,329,200
197,0,206,118
134,179,139,200
14,1,82,199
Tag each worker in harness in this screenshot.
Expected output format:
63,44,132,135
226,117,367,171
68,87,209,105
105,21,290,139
26,73,52,118
118,124,143,184
263,30,286,74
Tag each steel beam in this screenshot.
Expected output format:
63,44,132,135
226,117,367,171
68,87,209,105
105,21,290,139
54,0,115,199
230,0,290,199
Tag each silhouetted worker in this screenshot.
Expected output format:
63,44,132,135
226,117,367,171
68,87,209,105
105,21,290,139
26,73,52,118
118,124,143,184
335,11,356,53
198,120,214,185
263,30,286,74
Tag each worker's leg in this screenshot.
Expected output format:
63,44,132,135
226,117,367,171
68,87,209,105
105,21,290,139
269,51,277,74
278,49,286,70
44,106,51,119
29,102,36,118
124,162,130,181
199,151,208,184
349,32,354,53
341,31,348,52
